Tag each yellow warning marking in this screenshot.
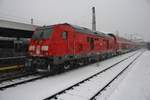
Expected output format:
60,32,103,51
0,65,23,71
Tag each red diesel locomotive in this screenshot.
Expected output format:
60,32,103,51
26,23,137,73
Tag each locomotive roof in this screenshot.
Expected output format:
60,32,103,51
37,23,113,39
69,24,112,39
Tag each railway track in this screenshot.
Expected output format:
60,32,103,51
0,72,51,90
0,56,26,71
0,71,36,83
43,51,143,100
89,52,143,100
0,51,140,91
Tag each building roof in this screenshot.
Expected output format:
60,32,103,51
0,19,39,31
0,19,40,38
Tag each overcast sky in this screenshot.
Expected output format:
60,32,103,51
0,0,150,41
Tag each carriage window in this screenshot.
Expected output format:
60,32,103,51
62,31,68,40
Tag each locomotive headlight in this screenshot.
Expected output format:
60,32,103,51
29,45,35,51
41,45,49,51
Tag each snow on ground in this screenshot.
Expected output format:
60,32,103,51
56,51,141,100
96,50,143,100
0,51,138,100
107,50,150,100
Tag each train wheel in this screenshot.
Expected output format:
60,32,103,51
47,64,51,72
47,64,57,74
24,60,35,72
64,65,70,70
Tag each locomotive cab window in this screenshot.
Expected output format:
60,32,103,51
42,28,53,39
32,28,53,39
62,31,68,40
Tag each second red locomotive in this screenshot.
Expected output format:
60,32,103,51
26,23,137,73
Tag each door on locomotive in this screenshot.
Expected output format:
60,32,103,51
102,39,109,51
60,26,75,56
89,38,94,50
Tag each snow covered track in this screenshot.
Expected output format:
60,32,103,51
0,71,37,83
44,51,143,100
90,52,143,100
0,73,50,90
0,51,139,91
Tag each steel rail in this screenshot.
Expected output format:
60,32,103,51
0,73,50,90
44,52,139,100
89,52,143,100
